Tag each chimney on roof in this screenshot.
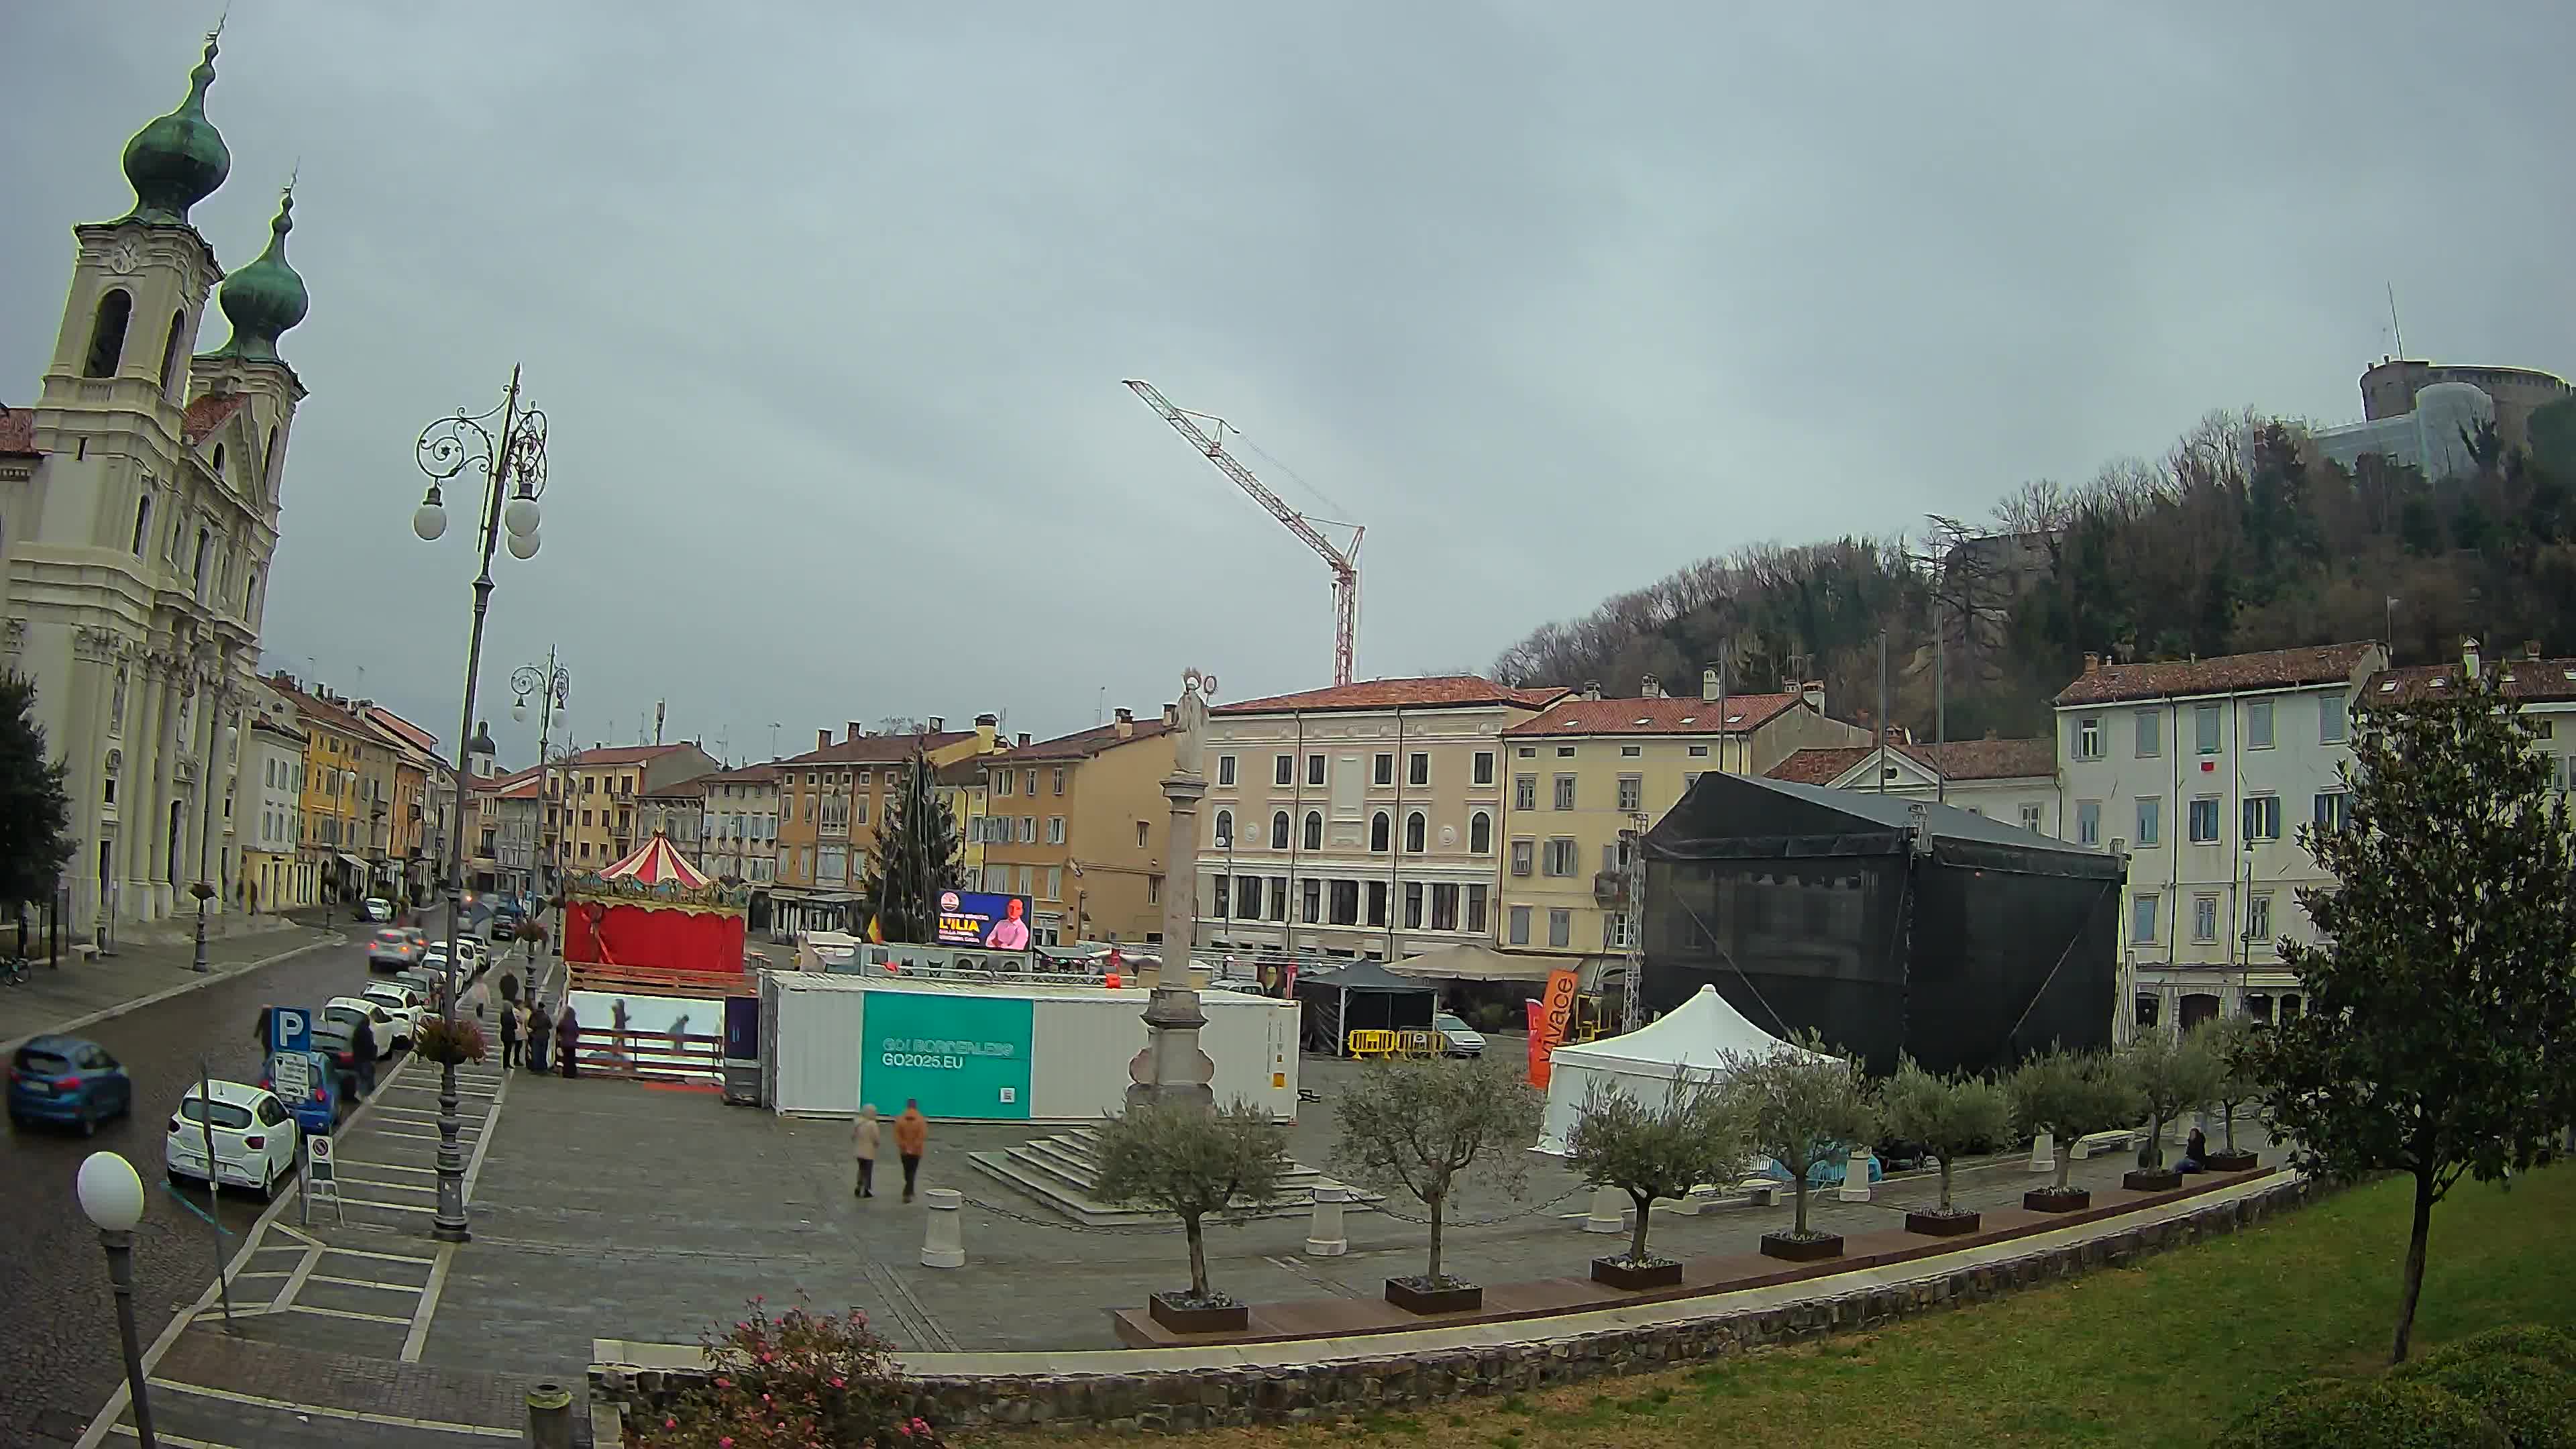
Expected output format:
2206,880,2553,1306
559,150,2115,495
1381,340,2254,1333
2083,651,2101,675
928,716,945,733
1161,702,1177,728
2462,637,2481,678
1640,674,1662,699
1114,707,1134,739
1016,732,1031,747
1702,667,1721,702
817,729,831,751
1582,680,1603,701
975,714,998,751
847,720,864,741
1802,680,1825,712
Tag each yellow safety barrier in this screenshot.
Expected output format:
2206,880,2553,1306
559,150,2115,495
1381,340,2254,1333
1346,1028,1399,1059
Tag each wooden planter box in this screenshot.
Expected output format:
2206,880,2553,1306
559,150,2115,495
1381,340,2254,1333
1146,1293,1248,1335
1591,1256,1684,1290
1383,1278,1483,1315
1759,1231,1844,1263
1904,1209,1981,1237
2123,1167,2184,1192
2024,1187,2091,1213
2203,1149,2260,1172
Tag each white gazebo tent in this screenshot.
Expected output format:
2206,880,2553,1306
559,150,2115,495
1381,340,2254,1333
1535,984,1835,1154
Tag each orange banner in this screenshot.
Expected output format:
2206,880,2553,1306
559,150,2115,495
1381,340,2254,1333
1527,968,1580,1089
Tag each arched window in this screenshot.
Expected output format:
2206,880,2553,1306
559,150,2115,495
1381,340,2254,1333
263,424,281,496
1370,812,1390,853
1213,808,1233,848
85,289,133,378
158,310,186,394
211,443,226,481
129,494,152,555
1470,810,1492,854
193,527,212,584
1302,810,1322,851
1269,810,1290,850
1405,811,1427,853
244,568,260,617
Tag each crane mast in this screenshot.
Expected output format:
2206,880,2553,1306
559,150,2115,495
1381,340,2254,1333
1126,379,1362,687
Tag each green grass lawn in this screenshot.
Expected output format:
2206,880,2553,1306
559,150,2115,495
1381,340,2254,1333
987,1164,2575,1449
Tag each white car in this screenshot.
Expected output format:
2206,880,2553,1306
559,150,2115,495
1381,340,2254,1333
327,994,412,1051
1433,1012,1487,1057
166,1081,298,1199
358,985,425,1044
451,934,489,973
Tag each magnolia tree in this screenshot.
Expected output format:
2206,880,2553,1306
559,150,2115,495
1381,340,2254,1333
1876,1057,2012,1216
1716,1030,1874,1241
2196,1017,2264,1159
2009,1047,2140,1194
1564,1077,1754,1266
2124,1028,2222,1171
1331,1053,1542,1287
1093,1099,1291,1307
2263,669,2576,1364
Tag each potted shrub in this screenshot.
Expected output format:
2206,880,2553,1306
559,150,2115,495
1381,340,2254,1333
1093,1098,1291,1334
634,1296,947,1448
1877,1057,2012,1236
413,1015,488,1067
513,917,549,962
2009,1046,2139,1212
1564,1075,1752,1289
2121,1027,2221,1191
1718,1030,1875,1263
2195,1017,2264,1171
1330,1053,1541,1313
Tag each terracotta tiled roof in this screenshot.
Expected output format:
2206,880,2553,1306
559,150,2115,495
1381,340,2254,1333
1768,737,2057,786
2367,655,2576,705
934,758,992,787
180,392,248,446
775,731,976,767
0,405,39,458
698,762,784,785
248,715,307,744
361,705,441,759
1000,718,1173,761
1503,693,1803,737
1216,676,1568,715
569,743,698,767
473,765,543,798
266,676,369,738
639,777,709,798
2053,643,2379,706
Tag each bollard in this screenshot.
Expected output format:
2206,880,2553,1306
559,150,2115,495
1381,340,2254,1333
1304,1184,1350,1256
1837,1147,1874,1202
920,1187,966,1269
2029,1130,2055,1174
1582,1185,1626,1234
525,1381,574,1449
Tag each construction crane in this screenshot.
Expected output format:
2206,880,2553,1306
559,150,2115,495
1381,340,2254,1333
1126,379,1363,687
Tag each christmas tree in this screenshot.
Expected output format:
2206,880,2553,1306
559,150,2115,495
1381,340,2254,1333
859,747,963,943
0,672,74,924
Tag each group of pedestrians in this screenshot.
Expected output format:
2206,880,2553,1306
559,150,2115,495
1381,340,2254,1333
852,1100,930,1203
496,987,583,1078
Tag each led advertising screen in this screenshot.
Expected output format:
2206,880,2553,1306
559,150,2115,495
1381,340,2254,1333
934,890,1035,950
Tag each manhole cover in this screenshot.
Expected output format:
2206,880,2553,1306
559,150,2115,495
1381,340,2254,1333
32,1407,91,1442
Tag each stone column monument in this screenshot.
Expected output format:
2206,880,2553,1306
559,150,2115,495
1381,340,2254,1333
1126,668,1219,1112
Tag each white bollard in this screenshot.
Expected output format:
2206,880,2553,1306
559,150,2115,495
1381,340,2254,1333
1583,1185,1627,1234
1304,1185,1350,1256
919,1187,965,1269
1837,1148,1874,1202
2029,1130,2055,1174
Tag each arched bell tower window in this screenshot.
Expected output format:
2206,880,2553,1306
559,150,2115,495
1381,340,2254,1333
129,494,153,555
85,289,133,378
158,311,186,394
211,443,225,482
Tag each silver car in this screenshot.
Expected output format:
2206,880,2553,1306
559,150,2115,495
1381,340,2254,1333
1434,1012,1487,1057
365,929,420,974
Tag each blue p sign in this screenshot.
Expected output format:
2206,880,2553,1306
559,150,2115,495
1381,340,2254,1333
268,1007,311,1055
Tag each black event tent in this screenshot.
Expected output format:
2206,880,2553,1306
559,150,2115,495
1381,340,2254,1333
1295,959,1439,1055
1640,772,2123,1076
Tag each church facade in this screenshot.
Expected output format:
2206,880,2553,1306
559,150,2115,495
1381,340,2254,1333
0,32,312,937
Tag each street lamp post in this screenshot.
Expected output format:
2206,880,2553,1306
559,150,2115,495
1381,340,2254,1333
191,708,239,974
77,1151,157,1448
411,366,549,1242
513,652,570,947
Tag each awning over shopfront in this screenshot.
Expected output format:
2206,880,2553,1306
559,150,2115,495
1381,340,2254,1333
335,853,366,875
1385,942,1564,984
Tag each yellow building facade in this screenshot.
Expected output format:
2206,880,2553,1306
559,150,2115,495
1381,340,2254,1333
979,710,1177,947
770,718,998,937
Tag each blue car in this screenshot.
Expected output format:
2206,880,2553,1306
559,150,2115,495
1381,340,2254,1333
8,1034,134,1135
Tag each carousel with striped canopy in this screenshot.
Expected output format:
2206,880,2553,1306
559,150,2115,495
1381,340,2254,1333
563,830,753,976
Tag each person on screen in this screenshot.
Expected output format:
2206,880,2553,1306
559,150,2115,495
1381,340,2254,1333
987,897,1031,951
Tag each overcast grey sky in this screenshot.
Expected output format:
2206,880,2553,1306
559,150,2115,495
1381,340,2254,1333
7,3,2571,765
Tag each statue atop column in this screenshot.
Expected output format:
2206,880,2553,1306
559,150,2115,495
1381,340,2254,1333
1128,667,1220,1112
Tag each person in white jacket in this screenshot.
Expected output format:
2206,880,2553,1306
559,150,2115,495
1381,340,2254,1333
853,1105,881,1198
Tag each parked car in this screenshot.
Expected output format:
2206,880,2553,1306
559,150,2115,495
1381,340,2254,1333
7,1035,133,1134
358,984,425,1044
166,1081,298,1199
361,897,395,922
307,1021,362,1109
327,995,411,1051
451,934,490,973
1433,1012,1487,1058
256,1047,345,1136
366,928,421,973
488,906,523,941
392,966,442,1002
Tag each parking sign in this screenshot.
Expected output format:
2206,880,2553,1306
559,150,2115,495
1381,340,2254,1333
268,1006,311,1055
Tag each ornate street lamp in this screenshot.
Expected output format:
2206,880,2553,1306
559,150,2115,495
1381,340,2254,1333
512,652,570,910
410,367,548,1242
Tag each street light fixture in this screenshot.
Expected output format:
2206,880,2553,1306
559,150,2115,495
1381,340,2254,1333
512,652,570,911
411,366,549,1243
77,1150,157,1448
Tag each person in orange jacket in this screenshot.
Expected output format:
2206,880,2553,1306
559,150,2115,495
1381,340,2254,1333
894,1100,929,1203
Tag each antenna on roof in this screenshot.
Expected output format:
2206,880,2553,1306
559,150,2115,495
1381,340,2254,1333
2387,282,2405,358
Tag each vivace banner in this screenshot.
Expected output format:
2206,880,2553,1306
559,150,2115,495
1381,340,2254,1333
1526,968,1580,1089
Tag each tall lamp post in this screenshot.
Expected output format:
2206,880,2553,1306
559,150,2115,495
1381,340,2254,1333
513,652,570,941
411,366,549,1242
77,1151,157,1448
190,704,239,974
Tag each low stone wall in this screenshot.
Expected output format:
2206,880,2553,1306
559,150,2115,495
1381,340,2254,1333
594,1176,2320,1434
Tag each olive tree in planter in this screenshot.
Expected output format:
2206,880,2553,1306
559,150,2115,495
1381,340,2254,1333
2009,1046,2140,1212
2121,1026,2222,1190
2194,1017,2265,1171
1330,1053,1542,1313
1717,1030,1874,1263
1877,1057,2012,1236
1093,1097,1291,1334
1564,1075,1753,1289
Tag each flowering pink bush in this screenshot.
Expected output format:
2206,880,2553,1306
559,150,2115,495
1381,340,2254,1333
627,1297,944,1449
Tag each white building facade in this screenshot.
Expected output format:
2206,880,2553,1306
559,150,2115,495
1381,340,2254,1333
241,715,305,912
1768,735,2061,836
2053,643,2385,1040
0,35,311,935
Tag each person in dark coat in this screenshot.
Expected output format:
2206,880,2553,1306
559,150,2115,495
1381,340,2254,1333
554,1001,581,1079
351,1016,380,1095
498,995,521,1069
2180,1126,2210,1173
526,1000,552,1074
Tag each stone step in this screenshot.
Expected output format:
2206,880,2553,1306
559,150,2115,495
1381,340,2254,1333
965,1146,1382,1227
